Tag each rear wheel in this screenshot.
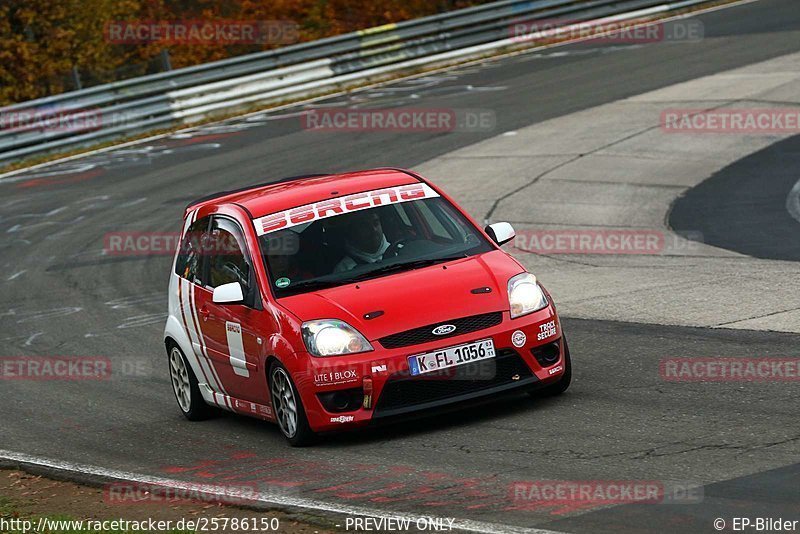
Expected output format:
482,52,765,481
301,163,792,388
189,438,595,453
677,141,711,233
168,344,213,420
269,361,315,447
530,336,572,397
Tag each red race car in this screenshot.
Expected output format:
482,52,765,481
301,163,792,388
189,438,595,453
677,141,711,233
164,168,571,445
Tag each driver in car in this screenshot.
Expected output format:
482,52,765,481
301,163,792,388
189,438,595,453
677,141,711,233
334,209,390,272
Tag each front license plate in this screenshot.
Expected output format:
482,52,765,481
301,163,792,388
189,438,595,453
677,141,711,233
408,339,496,376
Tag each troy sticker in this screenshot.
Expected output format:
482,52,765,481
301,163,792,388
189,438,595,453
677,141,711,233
253,183,440,235
512,330,527,348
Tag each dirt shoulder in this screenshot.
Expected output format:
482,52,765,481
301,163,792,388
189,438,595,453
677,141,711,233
0,470,337,534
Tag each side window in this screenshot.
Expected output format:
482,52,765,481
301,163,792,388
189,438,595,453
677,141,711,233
207,217,252,291
175,216,209,285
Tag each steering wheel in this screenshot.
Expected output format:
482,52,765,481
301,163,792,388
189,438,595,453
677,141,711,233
382,239,408,259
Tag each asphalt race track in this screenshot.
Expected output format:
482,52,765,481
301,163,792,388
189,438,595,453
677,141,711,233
2,1,800,532
671,133,800,261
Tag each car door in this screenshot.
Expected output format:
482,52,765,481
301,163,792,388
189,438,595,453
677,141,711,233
193,215,267,405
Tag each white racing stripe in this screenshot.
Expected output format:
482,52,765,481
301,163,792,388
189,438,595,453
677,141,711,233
188,282,232,409
0,450,567,534
178,209,230,409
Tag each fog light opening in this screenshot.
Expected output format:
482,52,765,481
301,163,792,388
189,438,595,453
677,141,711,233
531,340,561,367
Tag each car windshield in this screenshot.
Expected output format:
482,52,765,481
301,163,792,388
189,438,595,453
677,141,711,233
259,196,493,298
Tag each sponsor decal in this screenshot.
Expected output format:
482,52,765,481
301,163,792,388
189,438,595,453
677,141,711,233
233,398,272,417
511,330,527,348
253,183,440,236
224,321,249,378
314,369,359,386
537,320,557,341
371,364,388,374
432,324,457,336
275,277,291,288
548,365,563,375
330,415,355,423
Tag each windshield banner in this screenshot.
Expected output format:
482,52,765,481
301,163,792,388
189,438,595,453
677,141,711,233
253,183,440,236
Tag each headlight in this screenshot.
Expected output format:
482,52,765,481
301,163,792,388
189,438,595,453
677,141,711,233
508,272,548,319
302,319,373,357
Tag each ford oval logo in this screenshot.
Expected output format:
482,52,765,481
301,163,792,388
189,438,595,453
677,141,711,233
432,324,457,336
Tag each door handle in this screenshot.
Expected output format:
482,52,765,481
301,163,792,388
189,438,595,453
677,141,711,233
199,306,211,321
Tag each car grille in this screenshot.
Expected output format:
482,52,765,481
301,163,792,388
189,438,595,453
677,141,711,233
378,312,503,349
373,349,533,417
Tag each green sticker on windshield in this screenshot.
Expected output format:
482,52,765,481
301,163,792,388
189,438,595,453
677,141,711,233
275,277,291,289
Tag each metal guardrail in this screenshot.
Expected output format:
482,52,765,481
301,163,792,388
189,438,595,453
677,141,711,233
0,0,716,166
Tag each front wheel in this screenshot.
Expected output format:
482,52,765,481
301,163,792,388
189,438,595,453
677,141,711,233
529,336,572,397
269,361,315,447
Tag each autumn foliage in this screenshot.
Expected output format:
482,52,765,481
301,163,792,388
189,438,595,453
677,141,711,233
0,0,486,105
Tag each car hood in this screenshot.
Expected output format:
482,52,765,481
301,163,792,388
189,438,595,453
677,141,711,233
278,250,523,341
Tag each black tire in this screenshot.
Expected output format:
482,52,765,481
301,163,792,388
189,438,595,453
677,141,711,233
167,343,214,421
268,361,315,447
530,336,572,397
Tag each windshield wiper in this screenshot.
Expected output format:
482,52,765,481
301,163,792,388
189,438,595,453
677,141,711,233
342,255,468,283
280,255,469,294
279,278,342,293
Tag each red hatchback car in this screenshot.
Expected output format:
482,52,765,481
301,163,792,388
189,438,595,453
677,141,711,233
164,168,571,445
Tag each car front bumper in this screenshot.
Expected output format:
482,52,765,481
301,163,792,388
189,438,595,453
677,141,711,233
292,304,566,433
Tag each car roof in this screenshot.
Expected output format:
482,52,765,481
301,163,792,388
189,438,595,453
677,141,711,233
187,168,423,218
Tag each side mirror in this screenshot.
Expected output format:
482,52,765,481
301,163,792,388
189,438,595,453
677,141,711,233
212,282,244,304
485,222,516,246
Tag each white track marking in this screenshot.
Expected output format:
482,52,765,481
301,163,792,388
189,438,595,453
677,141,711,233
6,270,26,281
0,0,758,183
23,332,42,346
786,178,800,223
0,449,568,534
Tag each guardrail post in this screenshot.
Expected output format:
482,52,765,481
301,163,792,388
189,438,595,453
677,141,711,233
70,66,83,91
160,49,172,72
